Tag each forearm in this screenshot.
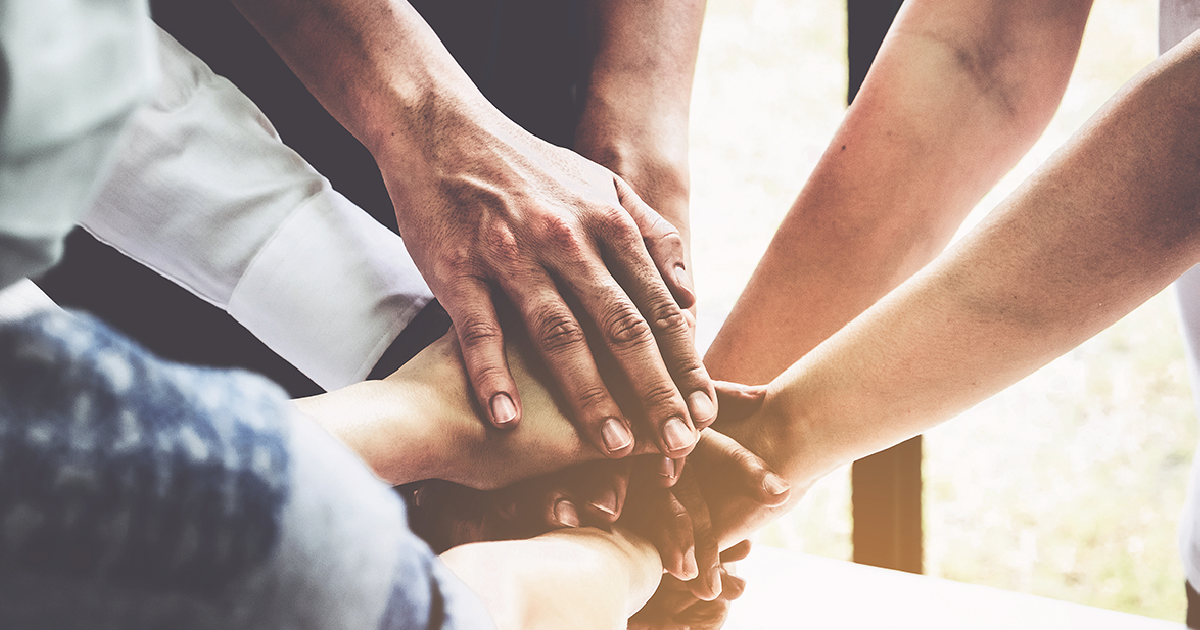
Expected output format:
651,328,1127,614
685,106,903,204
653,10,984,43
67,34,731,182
706,0,1093,384
731,33,1200,500
293,377,450,486
440,526,661,630
228,0,504,198
574,0,705,248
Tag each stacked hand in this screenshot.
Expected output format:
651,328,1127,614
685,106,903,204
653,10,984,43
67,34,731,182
300,326,795,628
383,108,714,461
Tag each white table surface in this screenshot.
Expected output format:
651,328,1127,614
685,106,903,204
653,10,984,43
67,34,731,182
724,546,1183,629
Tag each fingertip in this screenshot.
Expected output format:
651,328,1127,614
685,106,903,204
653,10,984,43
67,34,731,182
669,263,697,309
660,417,697,458
656,456,682,487
681,548,699,582
760,472,791,507
720,539,753,563
686,390,718,429
722,573,747,600
489,392,520,429
600,417,634,456
586,485,621,523
553,498,580,528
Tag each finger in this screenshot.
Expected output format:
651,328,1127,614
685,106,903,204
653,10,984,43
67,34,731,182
580,460,631,524
720,570,747,601
713,381,768,424
591,197,718,436
656,456,684,489
672,464,721,602
614,175,695,309
627,472,698,582
493,470,622,536
541,231,700,458
661,491,699,582
577,227,711,455
498,269,635,458
439,277,522,429
697,430,791,508
719,539,753,563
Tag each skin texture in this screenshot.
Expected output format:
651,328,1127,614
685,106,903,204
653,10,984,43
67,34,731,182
705,0,1094,385
297,327,789,590
574,0,706,266
229,0,714,459
708,28,1200,550
295,327,608,490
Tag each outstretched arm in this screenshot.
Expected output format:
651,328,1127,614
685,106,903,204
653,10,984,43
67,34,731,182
574,0,706,268
711,31,1200,546
707,0,1094,383
230,0,714,459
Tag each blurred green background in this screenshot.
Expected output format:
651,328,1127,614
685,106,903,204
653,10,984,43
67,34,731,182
687,0,1194,621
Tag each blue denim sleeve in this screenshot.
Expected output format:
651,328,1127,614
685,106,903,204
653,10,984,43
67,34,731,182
0,310,494,630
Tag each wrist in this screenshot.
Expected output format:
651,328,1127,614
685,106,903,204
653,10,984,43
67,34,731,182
292,377,454,486
573,126,691,249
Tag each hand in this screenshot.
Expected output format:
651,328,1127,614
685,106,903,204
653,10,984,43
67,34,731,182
404,383,788,586
439,526,662,630
382,110,714,460
404,459,632,553
299,327,611,489
628,540,753,630
620,428,789,600
700,387,806,549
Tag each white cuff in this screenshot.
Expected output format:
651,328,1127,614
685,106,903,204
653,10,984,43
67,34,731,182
228,191,431,390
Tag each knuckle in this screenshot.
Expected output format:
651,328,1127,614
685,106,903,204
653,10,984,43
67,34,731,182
675,362,711,389
437,246,479,278
641,382,682,412
481,220,521,265
595,207,641,243
572,385,612,415
531,307,586,355
536,213,587,259
647,228,684,255
458,318,503,351
469,363,510,389
602,304,654,349
646,301,689,336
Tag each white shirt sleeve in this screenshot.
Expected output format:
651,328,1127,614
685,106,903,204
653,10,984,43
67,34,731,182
80,27,433,391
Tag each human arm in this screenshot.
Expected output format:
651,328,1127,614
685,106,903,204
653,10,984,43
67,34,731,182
294,327,598,489
706,0,1094,383
440,526,661,630
574,0,706,268
228,0,714,457
81,27,433,390
709,31,1200,546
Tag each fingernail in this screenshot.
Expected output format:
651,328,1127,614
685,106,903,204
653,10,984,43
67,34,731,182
490,393,517,426
554,499,580,528
601,418,633,453
682,549,699,581
589,486,619,517
688,391,716,425
674,264,693,291
708,565,724,599
763,473,790,496
662,417,695,453
658,456,676,479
